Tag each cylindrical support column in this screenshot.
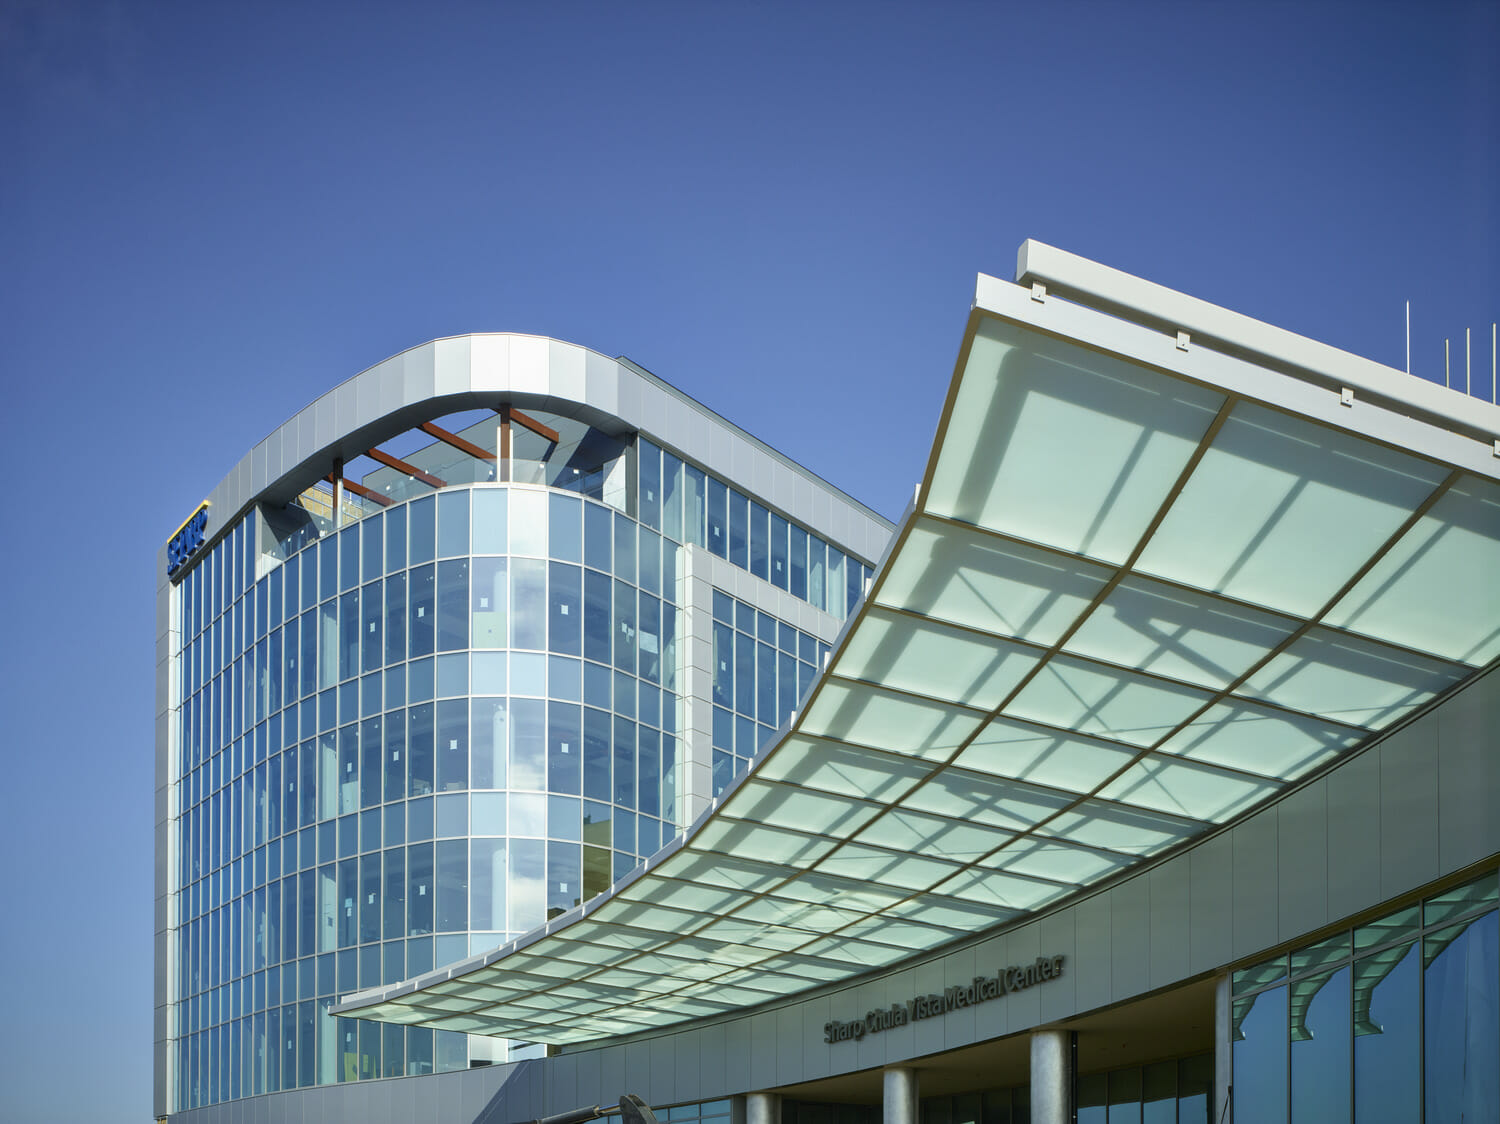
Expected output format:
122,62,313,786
1030,1030,1072,1124
746,1092,780,1124
1214,973,1232,1123
883,1066,918,1124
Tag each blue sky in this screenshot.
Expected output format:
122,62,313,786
1,2,1495,1120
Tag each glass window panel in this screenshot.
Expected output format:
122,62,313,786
510,698,545,791
638,441,661,531
384,506,406,573
1291,931,1350,977
1245,627,1466,730
508,838,545,933
683,464,706,547
584,501,612,572
928,317,1224,564
1231,985,1287,1124
472,488,508,555
550,492,582,563
638,527,661,596
789,524,808,600
408,564,435,658
1326,475,1500,664
470,838,506,931
1354,942,1420,1124
706,477,727,558
1007,655,1211,748
1291,965,1351,1124
1137,402,1445,615
510,559,547,651
1424,911,1499,1124
749,502,770,581
436,559,468,651
383,572,406,666
549,702,582,796
509,489,548,557
613,581,636,673
1425,872,1499,927
835,610,1041,709
437,490,469,558
409,496,436,566
613,512,636,584
360,582,383,675
661,451,683,542
770,514,790,590
549,562,582,657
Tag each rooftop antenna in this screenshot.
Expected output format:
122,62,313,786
1466,327,1472,396
1405,300,1411,374
1445,339,1451,388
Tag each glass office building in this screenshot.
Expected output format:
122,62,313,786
156,245,1498,1124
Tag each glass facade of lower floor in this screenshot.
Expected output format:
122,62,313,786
1231,868,1499,1124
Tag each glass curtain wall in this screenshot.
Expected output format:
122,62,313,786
1230,870,1499,1124
171,482,683,1110
639,438,872,621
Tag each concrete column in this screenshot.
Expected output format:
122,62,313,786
883,1066,918,1124
1030,1030,1071,1124
746,1092,780,1124
1214,973,1232,1123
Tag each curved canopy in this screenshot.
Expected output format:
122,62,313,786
334,270,1500,1045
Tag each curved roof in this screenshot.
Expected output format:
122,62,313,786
157,334,891,584
333,248,1500,1044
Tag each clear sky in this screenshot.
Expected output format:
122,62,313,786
1,2,1495,1120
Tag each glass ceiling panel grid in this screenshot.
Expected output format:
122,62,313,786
1323,475,1500,665
1133,401,1448,617
875,521,1110,645
927,319,1226,565
834,609,1043,708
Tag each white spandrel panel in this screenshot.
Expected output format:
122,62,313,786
927,319,1223,565
1324,474,1500,665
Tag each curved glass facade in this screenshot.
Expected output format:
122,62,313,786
168,395,877,1112
172,483,692,1106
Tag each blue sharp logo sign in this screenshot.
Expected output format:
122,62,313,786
168,504,211,576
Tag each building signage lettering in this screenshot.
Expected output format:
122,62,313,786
168,504,211,576
823,956,1065,1044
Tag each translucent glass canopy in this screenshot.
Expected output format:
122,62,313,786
334,298,1499,1045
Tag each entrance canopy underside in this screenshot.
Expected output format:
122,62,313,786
334,266,1500,1045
